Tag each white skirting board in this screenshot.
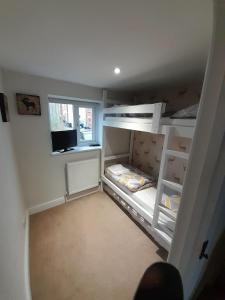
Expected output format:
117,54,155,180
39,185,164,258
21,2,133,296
24,211,32,300
66,186,100,202
28,196,65,215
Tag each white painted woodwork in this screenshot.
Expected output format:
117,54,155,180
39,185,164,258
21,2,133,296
102,94,196,253
103,120,154,133
159,205,177,221
129,131,134,164
152,127,175,228
103,109,195,136
162,179,183,193
166,149,189,160
102,175,154,224
152,227,172,251
168,2,225,298
104,153,130,161
103,102,166,133
103,103,157,114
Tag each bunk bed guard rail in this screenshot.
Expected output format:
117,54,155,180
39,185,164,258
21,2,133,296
103,103,166,133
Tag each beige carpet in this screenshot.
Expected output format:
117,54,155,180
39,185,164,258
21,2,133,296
30,191,167,300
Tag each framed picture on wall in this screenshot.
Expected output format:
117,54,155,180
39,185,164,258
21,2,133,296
16,93,41,115
0,93,9,122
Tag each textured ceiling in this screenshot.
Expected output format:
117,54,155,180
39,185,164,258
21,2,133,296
0,0,212,90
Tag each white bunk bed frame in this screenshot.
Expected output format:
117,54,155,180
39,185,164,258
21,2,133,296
103,103,196,135
101,101,196,252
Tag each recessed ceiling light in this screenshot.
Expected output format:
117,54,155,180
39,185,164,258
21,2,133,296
114,67,121,75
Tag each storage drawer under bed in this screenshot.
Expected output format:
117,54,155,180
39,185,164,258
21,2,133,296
103,183,152,232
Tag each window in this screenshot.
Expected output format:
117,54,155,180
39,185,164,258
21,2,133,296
79,107,93,142
49,103,74,131
49,98,99,150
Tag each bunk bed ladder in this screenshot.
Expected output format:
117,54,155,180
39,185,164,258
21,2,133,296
100,90,107,191
152,126,191,250
152,126,174,228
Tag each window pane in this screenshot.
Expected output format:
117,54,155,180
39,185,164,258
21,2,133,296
79,107,93,141
49,103,74,131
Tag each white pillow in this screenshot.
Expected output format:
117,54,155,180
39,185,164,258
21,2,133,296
107,164,129,176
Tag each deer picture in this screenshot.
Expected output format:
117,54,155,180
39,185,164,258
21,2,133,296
22,97,36,112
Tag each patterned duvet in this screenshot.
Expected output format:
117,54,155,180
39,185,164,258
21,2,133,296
105,164,155,193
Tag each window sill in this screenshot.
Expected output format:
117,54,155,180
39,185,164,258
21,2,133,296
51,145,102,156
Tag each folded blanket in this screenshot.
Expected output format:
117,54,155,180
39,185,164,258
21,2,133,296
170,104,199,119
107,164,129,176
116,171,150,192
161,194,180,212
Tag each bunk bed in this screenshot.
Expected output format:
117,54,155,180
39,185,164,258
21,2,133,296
101,102,196,251
103,103,196,136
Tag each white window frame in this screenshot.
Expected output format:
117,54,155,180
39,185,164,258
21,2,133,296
48,97,99,148
76,103,97,146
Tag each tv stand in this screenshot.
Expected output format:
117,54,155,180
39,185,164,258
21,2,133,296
60,147,74,153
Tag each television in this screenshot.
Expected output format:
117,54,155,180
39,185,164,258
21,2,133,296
51,130,77,152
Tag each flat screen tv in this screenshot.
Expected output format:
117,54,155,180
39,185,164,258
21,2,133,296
51,130,77,152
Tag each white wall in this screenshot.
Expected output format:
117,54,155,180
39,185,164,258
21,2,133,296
0,70,28,300
3,70,104,209
104,127,131,156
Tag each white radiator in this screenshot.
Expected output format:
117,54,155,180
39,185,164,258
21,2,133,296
66,158,99,196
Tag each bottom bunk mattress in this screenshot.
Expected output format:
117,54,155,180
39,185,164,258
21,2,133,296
104,182,176,233
105,164,178,232
133,187,176,233
133,187,156,215
105,164,155,194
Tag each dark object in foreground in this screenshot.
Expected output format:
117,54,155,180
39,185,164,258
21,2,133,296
134,262,183,300
0,93,9,122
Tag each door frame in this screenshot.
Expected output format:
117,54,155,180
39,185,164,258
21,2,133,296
168,1,225,298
